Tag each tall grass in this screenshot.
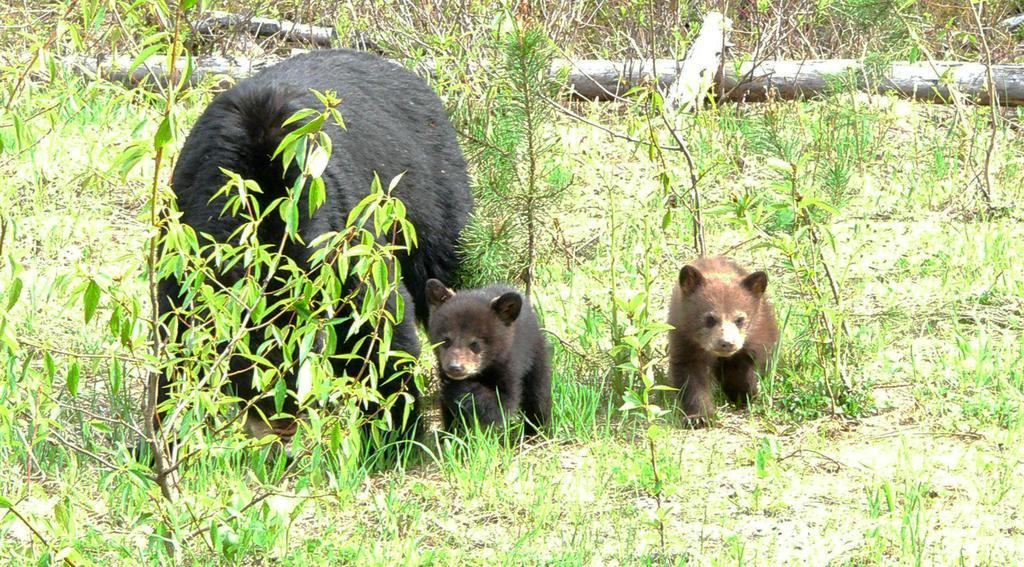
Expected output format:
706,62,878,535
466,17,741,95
0,0,1023,564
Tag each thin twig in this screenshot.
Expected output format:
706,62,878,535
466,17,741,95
2,1,80,113
659,112,706,256
2,499,77,566
21,340,147,364
48,430,123,472
778,448,854,471
971,2,998,209
542,95,683,151
144,0,186,508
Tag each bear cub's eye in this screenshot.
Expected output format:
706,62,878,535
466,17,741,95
469,340,482,354
704,315,718,328
442,337,452,348
735,316,746,328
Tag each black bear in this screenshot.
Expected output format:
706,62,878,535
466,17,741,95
153,49,472,448
667,256,779,422
424,279,552,435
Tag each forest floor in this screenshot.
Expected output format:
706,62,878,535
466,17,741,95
1,69,1023,565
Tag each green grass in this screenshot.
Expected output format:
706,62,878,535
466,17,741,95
2,56,1024,567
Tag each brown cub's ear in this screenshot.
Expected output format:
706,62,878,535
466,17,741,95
740,271,768,298
490,292,523,325
426,279,455,308
678,265,705,296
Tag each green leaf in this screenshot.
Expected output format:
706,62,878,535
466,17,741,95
275,132,301,169
54,500,70,530
280,108,318,129
112,143,149,180
386,172,406,193
210,520,220,549
67,362,80,397
44,351,56,383
0,319,18,350
154,115,173,149
308,177,326,217
5,277,22,310
109,358,122,396
274,377,287,414
176,49,195,91
292,134,309,173
83,280,100,323
128,42,165,75
618,390,643,412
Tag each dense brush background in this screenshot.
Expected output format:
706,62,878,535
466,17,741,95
1,1,1023,564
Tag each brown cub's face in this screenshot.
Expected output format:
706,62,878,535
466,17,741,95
425,279,521,380
678,265,768,357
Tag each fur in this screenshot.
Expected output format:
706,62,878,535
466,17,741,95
667,256,779,422
154,49,472,446
425,280,552,435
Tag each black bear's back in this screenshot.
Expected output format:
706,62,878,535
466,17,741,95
170,49,472,323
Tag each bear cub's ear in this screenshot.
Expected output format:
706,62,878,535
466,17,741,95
426,279,456,308
490,292,523,325
740,271,768,298
678,265,705,296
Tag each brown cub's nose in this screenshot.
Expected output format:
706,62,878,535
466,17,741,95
445,362,466,376
718,340,736,351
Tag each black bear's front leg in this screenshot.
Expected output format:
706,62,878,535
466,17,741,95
441,379,507,431
719,352,759,406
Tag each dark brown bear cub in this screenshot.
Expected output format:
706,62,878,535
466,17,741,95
425,280,552,434
667,257,779,421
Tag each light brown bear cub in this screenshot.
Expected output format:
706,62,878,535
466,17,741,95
667,256,779,421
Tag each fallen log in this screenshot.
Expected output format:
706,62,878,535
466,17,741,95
553,58,678,99
193,11,337,47
557,58,1024,106
722,59,1024,105
1000,14,1024,32
61,53,272,89
60,53,1024,107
